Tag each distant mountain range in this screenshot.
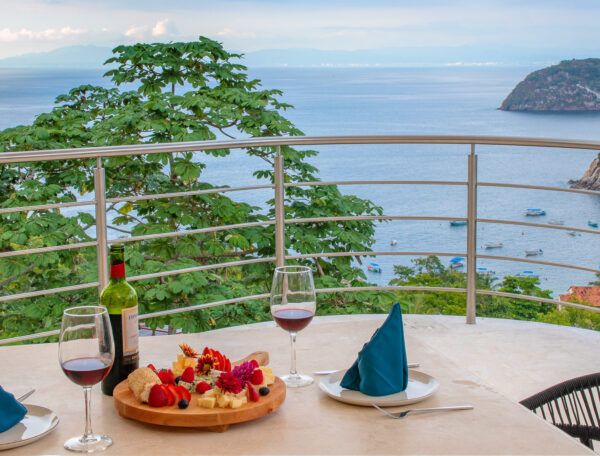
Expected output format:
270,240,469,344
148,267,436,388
0,44,598,69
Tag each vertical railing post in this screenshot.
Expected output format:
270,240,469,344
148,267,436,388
466,145,477,324
95,158,109,294
274,146,285,267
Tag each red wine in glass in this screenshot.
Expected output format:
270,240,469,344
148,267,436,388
273,308,314,332
62,357,112,386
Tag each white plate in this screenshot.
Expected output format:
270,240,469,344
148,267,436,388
0,405,59,451
319,369,439,407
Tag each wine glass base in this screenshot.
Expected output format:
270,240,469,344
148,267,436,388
281,373,313,388
64,434,112,453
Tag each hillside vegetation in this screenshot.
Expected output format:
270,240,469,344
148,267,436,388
500,58,600,111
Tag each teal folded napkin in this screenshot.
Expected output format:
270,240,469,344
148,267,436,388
340,303,408,396
0,386,27,433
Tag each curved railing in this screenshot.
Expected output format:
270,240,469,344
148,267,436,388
1,135,600,344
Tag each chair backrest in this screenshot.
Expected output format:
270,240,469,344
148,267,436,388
520,372,600,449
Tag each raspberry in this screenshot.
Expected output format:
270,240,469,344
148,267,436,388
250,359,259,369
158,370,175,385
181,367,195,383
195,381,211,394
250,369,263,385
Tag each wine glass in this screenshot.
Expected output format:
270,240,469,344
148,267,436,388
270,265,316,387
59,306,115,452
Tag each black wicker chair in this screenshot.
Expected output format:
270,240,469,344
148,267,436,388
520,372,600,450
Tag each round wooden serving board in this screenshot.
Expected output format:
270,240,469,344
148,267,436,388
113,377,286,431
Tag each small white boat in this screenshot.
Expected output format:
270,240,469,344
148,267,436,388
484,242,503,249
476,267,495,276
567,231,577,237
525,248,543,256
525,209,546,216
390,239,397,246
547,219,564,226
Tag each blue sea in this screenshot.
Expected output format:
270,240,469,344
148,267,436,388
1,65,599,296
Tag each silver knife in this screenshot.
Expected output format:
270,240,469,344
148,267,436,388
16,389,35,403
313,362,419,375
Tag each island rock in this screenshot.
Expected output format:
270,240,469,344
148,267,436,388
500,59,600,111
569,155,600,190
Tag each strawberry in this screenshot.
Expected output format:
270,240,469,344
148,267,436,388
247,384,260,402
181,367,195,383
250,359,259,369
158,370,175,385
167,384,181,403
195,381,211,394
160,384,175,406
148,384,169,407
176,385,191,402
250,368,263,385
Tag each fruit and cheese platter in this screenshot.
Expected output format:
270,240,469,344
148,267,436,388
113,344,285,432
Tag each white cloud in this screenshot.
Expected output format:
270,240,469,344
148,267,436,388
124,25,148,40
0,26,86,42
152,19,169,37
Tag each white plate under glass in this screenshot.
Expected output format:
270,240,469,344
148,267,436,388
0,405,59,451
319,369,439,407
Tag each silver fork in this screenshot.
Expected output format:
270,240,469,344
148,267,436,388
373,403,473,418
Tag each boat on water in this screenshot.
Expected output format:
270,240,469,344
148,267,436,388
525,248,543,256
589,221,599,228
449,257,464,268
525,209,546,216
484,242,503,249
390,239,397,246
516,270,539,278
367,262,382,273
476,267,495,276
450,220,467,226
547,219,564,226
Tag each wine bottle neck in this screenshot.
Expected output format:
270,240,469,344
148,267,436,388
109,262,126,279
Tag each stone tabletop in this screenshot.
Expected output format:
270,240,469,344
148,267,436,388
1,314,598,455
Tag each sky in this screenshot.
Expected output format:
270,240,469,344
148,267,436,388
0,0,599,59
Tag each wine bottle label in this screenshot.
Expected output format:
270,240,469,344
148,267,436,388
121,305,139,355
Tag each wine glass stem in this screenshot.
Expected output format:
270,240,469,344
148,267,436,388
289,331,297,376
82,386,94,442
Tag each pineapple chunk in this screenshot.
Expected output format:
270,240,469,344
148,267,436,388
231,398,243,409
197,397,216,409
204,388,215,397
260,367,275,385
184,357,197,368
217,395,232,408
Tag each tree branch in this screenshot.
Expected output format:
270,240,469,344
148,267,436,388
0,263,36,288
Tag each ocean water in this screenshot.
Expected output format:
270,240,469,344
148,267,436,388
1,66,599,296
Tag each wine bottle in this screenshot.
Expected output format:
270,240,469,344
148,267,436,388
100,244,139,396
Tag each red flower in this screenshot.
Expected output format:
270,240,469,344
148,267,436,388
179,343,199,358
216,372,243,394
196,354,216,374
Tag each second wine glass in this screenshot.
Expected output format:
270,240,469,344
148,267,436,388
270,265,316,387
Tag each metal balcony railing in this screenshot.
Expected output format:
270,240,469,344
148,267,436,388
1,135,600,345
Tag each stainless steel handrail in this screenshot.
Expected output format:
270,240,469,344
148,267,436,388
1,135,600,346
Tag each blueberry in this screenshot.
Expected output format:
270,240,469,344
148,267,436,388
259,386,270,396
175,376,181,384
178,399,189,409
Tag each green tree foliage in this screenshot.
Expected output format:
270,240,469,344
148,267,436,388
0,37,390,341
389,256,572,322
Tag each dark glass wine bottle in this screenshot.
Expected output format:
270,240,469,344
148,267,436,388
100,244,139,396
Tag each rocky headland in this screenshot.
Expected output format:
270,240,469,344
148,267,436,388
500,58,600,111
569,155,600,191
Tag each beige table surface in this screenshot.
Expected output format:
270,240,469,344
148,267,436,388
0,314,596,455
